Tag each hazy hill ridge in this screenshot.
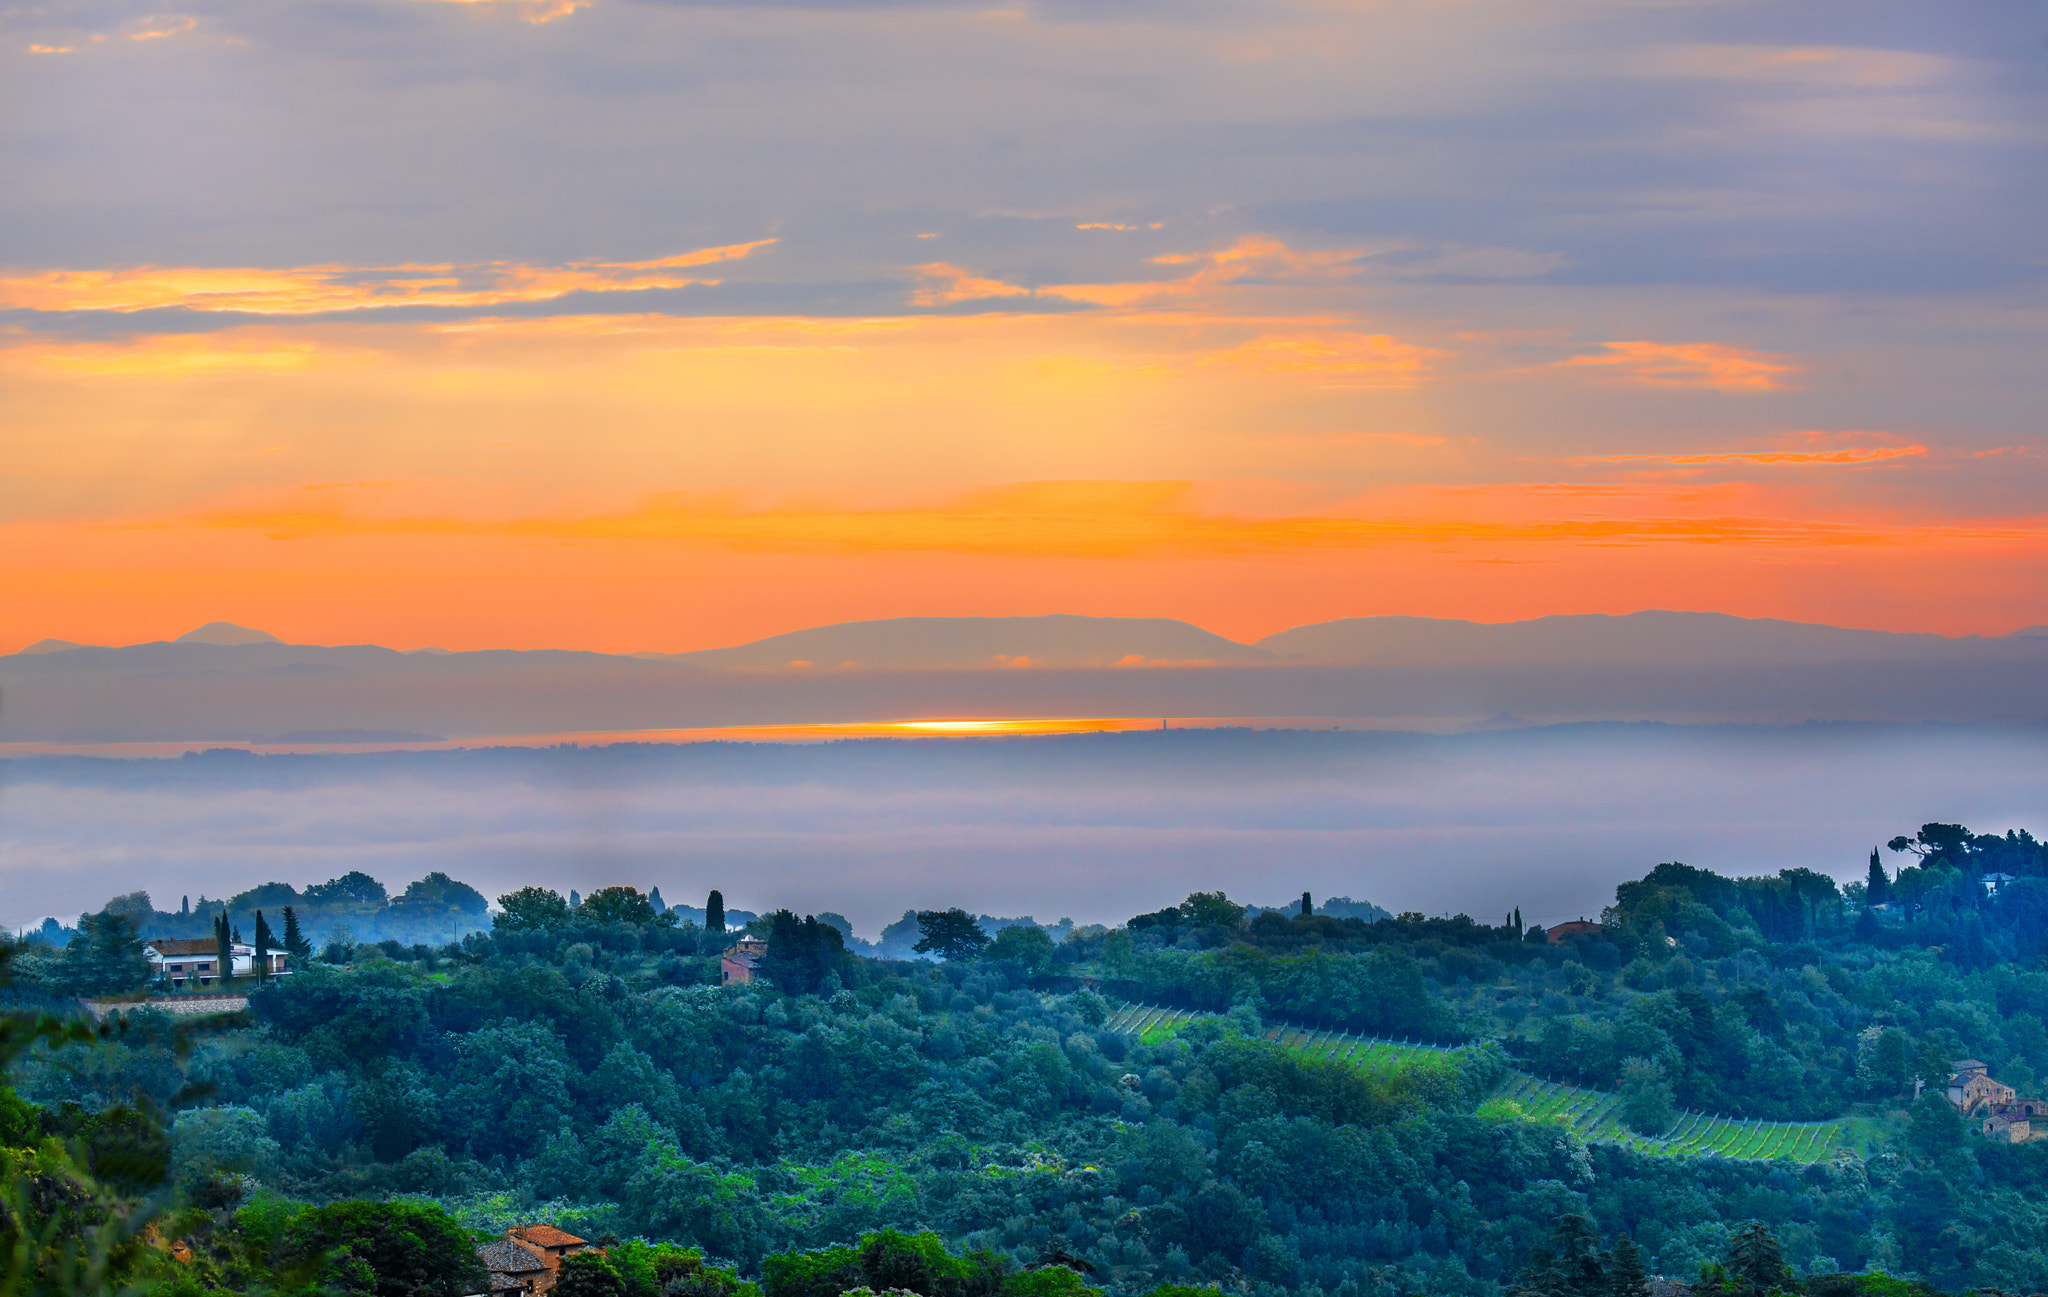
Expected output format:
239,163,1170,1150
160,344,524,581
5,612,2047,742
652,613,1274,670
1256,611,2048,666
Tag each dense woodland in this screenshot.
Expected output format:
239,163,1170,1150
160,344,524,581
8,822,2048,1297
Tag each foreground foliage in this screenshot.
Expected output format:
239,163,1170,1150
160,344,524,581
12,822,2048,1294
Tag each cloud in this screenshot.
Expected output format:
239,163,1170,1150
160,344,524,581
417,0,590,23
128,15,199,41
1573,446,1927,469
1552,341,1795,391
907,263,1036,307
0,241,776,316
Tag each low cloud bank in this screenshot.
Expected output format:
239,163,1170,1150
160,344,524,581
4,724,2045,936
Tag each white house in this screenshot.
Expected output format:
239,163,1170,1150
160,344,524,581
147,938,287,987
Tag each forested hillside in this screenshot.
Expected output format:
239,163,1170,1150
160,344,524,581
8,822,2048,1296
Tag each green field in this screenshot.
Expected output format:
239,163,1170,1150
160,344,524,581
1103,1004,1861,1163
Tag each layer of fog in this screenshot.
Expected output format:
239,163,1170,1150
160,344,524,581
4,724,2045,937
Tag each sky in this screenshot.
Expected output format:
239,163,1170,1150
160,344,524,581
3,0,2046,654
7,724,2046,933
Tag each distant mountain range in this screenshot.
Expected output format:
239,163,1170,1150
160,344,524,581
644,614,1272,670
5,611,2047,742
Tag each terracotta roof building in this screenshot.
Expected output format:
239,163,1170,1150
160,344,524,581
722,937,768,986
1544,920,1606,944
472,1225,591,1296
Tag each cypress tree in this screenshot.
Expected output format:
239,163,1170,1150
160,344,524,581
253,910,275,981
1867,849,1891,907
213,908,233,986
1607,1236,1649,1297
1726,1221,1786,1296
1300,891,1312,917
706,889,725,937
282,906,312,960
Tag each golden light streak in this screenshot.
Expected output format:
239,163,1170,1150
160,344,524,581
158,478,2046,557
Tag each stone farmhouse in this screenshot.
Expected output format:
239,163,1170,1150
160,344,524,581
721,936,768,986
472,1224,591,1297
145,938,288,988
1945,1059,2046,1143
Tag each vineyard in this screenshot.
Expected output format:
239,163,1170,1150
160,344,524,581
1103,1003,1863,1163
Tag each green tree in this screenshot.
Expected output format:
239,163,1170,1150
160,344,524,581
215,907,234,985
556,1251,632,1297
288,1199,489,1297
1548,1214,1609,1296
1866,850,1891,907
582,885,657,926
985,923,1055,973
282,905,313,960
61,908,150,997
915,909,991,961
706,890,726,936
253,908,275,981
494,885,571,933
1724,1221,1787,1296
760,911,851,994
1907,1089,1965,1162
1179,892,1246,928
303,870,390,908
1618,1056,1677,1137
1607,1236,1649,1297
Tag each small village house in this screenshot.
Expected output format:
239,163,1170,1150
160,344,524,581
146,938,288,988
472,1225,591,1297
721,936,768,986
1944,1059,2046,1143
1544,919,1605,944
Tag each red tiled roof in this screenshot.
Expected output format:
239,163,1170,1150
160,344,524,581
151,939,220,957
514,1225,585,1249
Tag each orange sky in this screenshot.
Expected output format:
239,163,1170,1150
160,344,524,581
5,2,2043,653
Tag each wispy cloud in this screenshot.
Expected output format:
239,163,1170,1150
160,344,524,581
415,0,589,24
1573,446,1926,468
0,241,775,316
907,263,1036,307
1552,341,1795,391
